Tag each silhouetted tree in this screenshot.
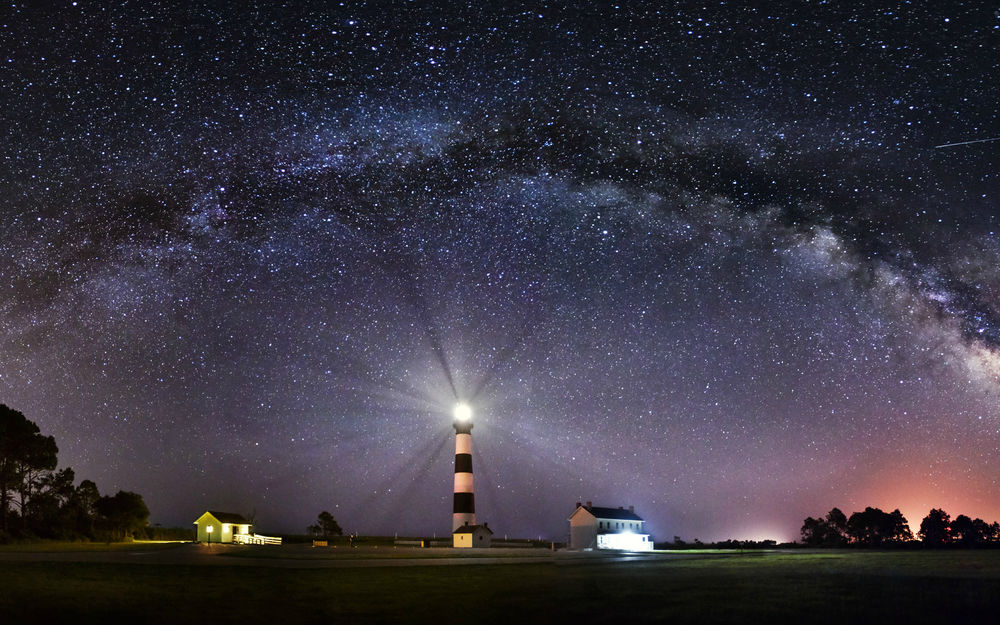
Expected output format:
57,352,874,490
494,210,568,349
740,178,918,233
971,519,992,545
26,467,76,538
1,404,150,542
13,431,58,526
95,491,149,541
65,479,100,538
951,514,974,546
312,511,343,538
950,515,991,547
919,508,951,546
802,508,851,546
887,509,914,543
0,405,57,532
846,508,878,545
846,507,912,546
800,516,826,546
824,508,849,545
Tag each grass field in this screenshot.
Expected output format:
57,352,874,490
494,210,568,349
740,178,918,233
1,547,998,624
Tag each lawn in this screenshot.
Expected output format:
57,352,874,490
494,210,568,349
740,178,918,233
0,548,998,624
0,540,185,553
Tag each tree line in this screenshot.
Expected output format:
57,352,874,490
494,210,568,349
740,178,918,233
802,506,1000,547
0,403,150,542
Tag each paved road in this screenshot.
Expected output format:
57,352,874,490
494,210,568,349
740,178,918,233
0,543,741,568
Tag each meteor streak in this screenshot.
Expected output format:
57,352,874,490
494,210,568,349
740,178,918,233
934,136,1000,149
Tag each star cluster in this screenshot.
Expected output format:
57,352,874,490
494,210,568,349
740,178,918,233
1,2,999,541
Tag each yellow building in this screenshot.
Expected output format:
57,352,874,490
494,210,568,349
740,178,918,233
452,522,493,548
193,511,252,544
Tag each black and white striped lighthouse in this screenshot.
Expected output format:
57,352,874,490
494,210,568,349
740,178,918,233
452,403,476,531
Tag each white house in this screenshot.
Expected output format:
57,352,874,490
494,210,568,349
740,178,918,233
194,511,252,544
568,502,653,551
453,522,493,548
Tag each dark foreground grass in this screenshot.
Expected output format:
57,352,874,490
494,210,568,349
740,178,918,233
1,550,999,624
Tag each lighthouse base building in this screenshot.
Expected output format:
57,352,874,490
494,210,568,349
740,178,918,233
569,502,653,551
453,522,493,548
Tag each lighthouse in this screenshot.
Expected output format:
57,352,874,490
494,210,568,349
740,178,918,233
452,403,476,531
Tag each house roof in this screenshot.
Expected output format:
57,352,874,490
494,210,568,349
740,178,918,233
201,511,251,524
570,505,643,522
453,524,494,534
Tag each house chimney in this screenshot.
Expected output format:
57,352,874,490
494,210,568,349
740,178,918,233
629,505,634,513
585,501,592,508
576,502,582,508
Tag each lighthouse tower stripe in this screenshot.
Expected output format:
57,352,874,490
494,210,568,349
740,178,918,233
454,453,473,473
454,472,473,492
453,492,475,512
453,422,476,530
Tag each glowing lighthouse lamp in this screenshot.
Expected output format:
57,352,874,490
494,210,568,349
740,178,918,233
454,403,472,423
452,402,476,531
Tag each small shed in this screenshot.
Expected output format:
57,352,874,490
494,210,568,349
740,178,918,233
453,522,493,548
194,511,252,543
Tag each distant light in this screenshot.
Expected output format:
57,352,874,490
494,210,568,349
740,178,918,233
454,403,472,422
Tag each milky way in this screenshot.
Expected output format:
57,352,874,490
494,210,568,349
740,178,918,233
1,2,999,541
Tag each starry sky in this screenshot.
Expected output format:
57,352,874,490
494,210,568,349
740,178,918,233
2,1,999,542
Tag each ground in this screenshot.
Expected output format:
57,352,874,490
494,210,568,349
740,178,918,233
0,543,998,623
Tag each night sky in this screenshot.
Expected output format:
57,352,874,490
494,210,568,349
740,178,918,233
2,1,999,542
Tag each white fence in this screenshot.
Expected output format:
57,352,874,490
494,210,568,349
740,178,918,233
234,533,282,545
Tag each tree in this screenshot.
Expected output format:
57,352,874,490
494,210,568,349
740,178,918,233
63,478,100,539
801,508,850,547
95,491,149,541
26,467,76,538
311,511,343,538
800,516,826,546
847,508,880,546
824,508,849,546
950,514,973,545
971,519,991,545
0,404,57,532
919,509,951,546
886,509,914,543
846,507,912,546
950,515,989,546
13,432,58,526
